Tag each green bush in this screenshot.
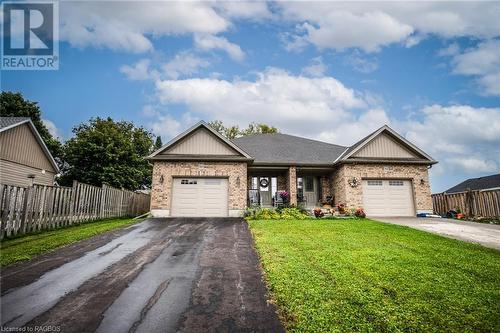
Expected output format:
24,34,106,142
245,207,309,220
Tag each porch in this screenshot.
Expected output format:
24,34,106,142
247,166,334,209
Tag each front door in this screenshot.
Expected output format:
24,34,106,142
303,176,319,207
259,177,272,206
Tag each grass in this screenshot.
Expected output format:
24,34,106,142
0,217,138,267
249,218,500,333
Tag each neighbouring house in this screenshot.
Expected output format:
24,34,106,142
0,117,60,187
147,121,437,217
444,174,500,193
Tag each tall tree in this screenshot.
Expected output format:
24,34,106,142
60,117,154,190
0,91,63,163
207,120,278,139
154,136,163,150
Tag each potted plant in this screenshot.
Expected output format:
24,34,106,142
337,203,346,214
313,207,324,218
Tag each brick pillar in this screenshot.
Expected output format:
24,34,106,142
287,166,297,206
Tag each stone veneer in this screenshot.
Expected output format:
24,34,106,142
331,163,432,213
150,161,247,217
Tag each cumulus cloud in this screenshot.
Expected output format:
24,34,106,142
42,119,62,139
154,68,366,136
450,40,500,95
278,2,500,52
302,57,327,77
404,104,500,175
120,59,154,81
60,2,231,53
162,52,210,79
194,34,245,61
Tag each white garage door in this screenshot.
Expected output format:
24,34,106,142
362,179,414,216
171,178,228,217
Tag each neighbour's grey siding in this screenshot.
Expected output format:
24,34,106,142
0,123,56,172
0,159,55,186
353,133,417,159
161,128,238,156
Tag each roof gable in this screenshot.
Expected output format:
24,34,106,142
341,125,436,164
0,117,59,172
148,121,252,161
352,132,419,159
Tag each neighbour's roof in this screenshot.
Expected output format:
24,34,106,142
445,174,500,193
232,133,347,165
0,116,60,172
0,117,31,131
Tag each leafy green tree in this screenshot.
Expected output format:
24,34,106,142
0,91,63,164
60,117,154,190
207,120,278,139
154,136,163,150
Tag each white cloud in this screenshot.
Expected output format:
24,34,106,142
194,34,245,61
344,51,379,73
120,59,153,81
403,104,500,176
42,119,62,139
302,57,327,77
449,40,500,95
60,1,230,52
278,2,500,52
448,158,498,173
162,52,210,79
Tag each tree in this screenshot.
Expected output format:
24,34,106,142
154,136,163,150
60,117,154,190
0,91,63,164
207,120,278,139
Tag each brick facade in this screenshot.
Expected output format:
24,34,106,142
331,163,432,213
151,161,247,216
286,166,297,205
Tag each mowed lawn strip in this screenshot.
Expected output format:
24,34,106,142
249,219,500,333
1,218,138,267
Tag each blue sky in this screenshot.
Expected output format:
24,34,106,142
2,1,500,192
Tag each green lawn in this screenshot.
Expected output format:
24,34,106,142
1,218,138,267
249,219,500,333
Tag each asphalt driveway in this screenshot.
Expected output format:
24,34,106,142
1,218,284,333
375,217,500,250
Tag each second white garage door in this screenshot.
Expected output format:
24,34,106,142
362,179,414,216
171,178,228,217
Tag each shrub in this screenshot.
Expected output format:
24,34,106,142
355,208,366,218
245,207,309,220
313,208,324,218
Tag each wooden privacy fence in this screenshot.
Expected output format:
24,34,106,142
0,181,150,239
432,189,500,218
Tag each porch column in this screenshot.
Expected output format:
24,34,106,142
287,166,297,206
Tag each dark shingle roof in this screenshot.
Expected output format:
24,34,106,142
232,133,347,165
0,117,30,130
445,174,500,193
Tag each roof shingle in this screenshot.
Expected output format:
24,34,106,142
445,174,500,193
232,133,347,165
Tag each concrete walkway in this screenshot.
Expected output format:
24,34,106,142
375,217,500,250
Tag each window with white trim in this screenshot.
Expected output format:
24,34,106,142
367,180,383,186
389,180,404,186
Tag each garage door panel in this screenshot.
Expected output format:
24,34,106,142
171,178,228,217
362,179,414,217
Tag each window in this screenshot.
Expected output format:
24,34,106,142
180,179,197,185
367,180,383,186
305,176,314,192
389,180,404,186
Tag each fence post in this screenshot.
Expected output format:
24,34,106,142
19,185,33,234
100,184,107,219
